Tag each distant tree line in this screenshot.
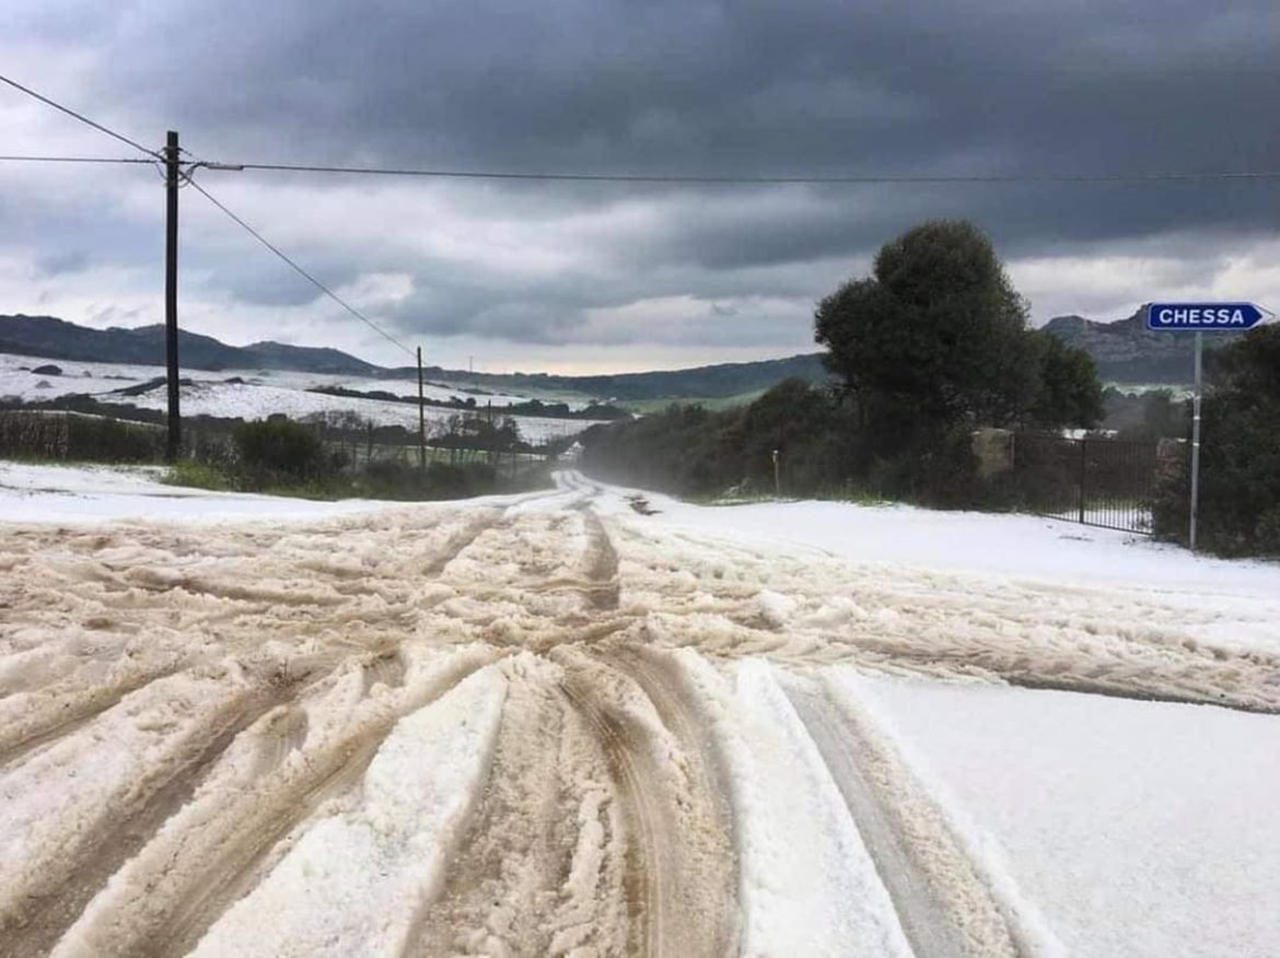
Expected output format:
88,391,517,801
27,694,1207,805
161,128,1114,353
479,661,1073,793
307,385,631,420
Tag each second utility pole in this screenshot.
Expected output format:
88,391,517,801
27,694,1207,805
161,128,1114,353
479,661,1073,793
417,346,426,470
164,130,181,460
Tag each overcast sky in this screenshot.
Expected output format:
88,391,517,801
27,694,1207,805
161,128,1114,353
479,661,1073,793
3,0,1278,373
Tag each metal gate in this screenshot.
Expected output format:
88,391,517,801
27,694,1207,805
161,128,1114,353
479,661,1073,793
1012,434,1160,534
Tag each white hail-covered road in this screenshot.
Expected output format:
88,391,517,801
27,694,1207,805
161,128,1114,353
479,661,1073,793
1,469,1278,956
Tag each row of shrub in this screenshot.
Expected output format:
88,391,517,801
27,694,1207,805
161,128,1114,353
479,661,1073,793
214,418,549,500
308,385,631,420
0,406,553,502
0,410,165,462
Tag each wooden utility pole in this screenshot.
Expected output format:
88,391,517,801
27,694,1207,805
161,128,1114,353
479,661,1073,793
164,130,181,460
417,346,426,470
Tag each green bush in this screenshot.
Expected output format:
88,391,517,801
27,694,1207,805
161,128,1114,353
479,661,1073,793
353,457,528,501
425,461,496,498
164,459,235,491
233,418,326,482
863,425,982,508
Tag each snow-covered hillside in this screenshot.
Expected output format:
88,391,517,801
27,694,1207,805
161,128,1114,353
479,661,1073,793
0,351,606,443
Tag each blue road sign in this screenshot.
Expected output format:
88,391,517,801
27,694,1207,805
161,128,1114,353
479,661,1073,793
1146,302,1269,331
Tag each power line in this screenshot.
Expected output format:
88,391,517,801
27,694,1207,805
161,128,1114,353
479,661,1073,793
229,160,1280,186
0,154,155,165
0,74,160,159
6,151,1273,186
186,177,414,358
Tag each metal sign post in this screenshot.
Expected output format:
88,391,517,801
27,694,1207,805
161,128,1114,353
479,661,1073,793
1189,331,1202,550
1145,302,1272,551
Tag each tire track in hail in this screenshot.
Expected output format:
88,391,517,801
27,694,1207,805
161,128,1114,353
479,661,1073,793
147,655,497,958
0,664,183,769
557,676,660,957
3,678,305,958
603,504,1280,715
404,506,629,955
842,641,1280,715
423,510,508,576
42,651,496,958
558,504,742,952
555,646,738,958
581,508,621,611
1000,672,1279,714
594,643,742,955
781,676,1029,958
401,664,626,958
514,506,622,622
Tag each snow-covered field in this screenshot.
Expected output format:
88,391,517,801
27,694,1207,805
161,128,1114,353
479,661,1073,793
1,464,1278,956
0,462,410,524
0,351,605,443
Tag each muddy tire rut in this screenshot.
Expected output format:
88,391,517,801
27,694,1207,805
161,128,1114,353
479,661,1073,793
3,683,293,958
555,646,740,958
404,669,625,957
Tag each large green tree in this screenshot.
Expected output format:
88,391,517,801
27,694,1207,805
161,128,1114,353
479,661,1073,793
814,220,1099,452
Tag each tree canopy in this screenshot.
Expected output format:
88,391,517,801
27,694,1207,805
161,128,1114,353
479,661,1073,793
814,220,1101,451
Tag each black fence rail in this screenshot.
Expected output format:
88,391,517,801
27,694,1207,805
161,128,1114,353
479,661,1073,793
1012,433,1161,534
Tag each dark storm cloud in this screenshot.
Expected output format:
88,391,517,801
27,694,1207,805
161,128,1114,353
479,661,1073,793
6,0,1279,359
101,0,1277,179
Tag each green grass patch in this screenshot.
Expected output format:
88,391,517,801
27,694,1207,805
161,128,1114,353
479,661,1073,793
163,460,236,491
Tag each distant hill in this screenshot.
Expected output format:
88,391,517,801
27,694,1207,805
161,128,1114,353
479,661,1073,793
1042,306,1245,384
396,353,832,401
0,314,829,400
0,314,379,375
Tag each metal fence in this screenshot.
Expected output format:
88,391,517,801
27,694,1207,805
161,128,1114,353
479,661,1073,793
1012,433,1161,534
